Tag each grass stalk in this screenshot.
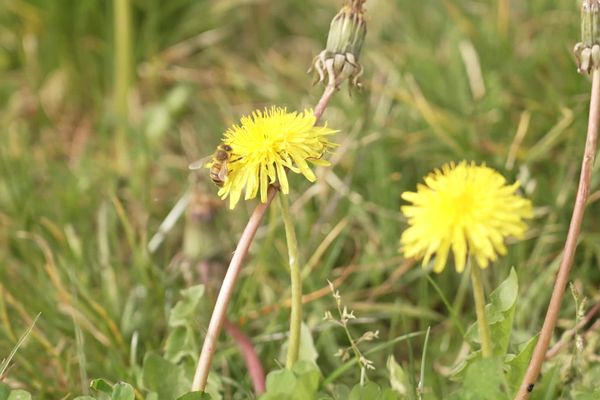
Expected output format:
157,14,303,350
113,0,132,171
516,68,600,399
279,193,302,369
469,261,493,358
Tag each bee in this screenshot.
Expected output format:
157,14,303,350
189,144,234,187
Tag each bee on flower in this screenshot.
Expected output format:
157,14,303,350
206,107,337,209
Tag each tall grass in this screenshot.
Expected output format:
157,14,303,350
0,0,598,398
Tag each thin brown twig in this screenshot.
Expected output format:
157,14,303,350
237,263,359,325
191,84,338,392
545,300,600,359
516,69,600,399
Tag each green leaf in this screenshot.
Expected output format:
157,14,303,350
349,383,381,400
462,357,505,400
330,384,351,400
298,323,319,364
465,268,518,357
387,356,409,396
91,379,114,394
380,388,399,400
0,383,11,400
73,397,96,400
168,285,205,327
165,325,197,363
488,268,518,315
111,382,135,400
292,362,320,399
7,390,31,400
487,268,518,356
142,352,188,399
265,369,296,395
506,335,538,395
176,392,212,400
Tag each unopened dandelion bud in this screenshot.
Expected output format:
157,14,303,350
575,0,600,74
326,3,366,57
309,0,367,90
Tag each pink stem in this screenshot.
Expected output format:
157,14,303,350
223,320,266,394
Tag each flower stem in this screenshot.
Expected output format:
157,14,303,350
113,0,131,173
469,261,493,358
191,186,278,392
516,68,600,399
279,193,302,368
314,84,336,123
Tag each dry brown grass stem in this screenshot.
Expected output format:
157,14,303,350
516,69,600,399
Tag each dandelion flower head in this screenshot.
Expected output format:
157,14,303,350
400,161,533,273
209,107,337,209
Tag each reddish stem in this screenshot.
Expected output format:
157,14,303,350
223,320,266,394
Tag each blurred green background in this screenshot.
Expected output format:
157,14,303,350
1,0,599,398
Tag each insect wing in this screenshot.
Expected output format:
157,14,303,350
188,155,212,170
217,161,229,182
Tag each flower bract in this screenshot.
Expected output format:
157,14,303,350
400,161,533,273
209,107,337,209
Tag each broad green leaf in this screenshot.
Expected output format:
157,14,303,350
176,392,212,400
73,397,96,400
7,390,31,400
165,325,197,363
463,357,506,400
169,285,205,327
488,268,518,315
487,268,518,356
506,335,538,395
265,369,296,395
330,384,351,400
142,352,188,399
387,356,409,395
465,268,518,357
380,388,400,400
292,361,321,393
349,382,381,400
298,323,319,364
260,394,291,400
111,382,135,400
0,383,10,400
91,379,114,394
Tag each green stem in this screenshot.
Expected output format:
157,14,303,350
279,193,302,369
113,0,131,172
469,261,493,358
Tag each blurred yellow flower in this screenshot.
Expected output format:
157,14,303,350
400,161,533,273
210,107,337,209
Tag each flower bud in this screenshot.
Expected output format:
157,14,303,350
309,0,367,90
575,0,600,74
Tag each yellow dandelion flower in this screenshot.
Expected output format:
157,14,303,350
400,161,533,273
208,106,337,209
